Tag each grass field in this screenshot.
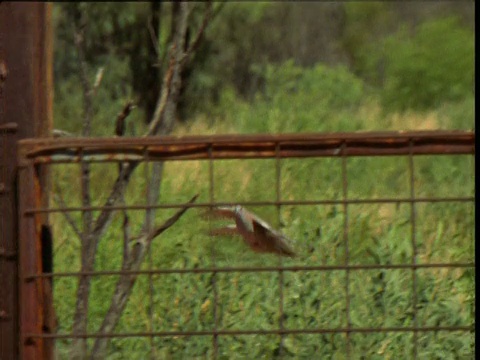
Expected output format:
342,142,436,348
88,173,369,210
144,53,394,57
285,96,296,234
50,93,474,359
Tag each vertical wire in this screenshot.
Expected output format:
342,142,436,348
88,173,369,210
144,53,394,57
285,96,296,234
275,142,285,355
78,147,88,356
408,139,418,359
208,144,219,359
469,152,475,356
144,148,155,359
341,142,351,359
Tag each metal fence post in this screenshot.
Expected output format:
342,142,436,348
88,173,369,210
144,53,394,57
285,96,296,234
17,163,45,360
1,2,54,359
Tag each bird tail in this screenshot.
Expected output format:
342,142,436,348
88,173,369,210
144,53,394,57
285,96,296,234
273,234,297,258
277,242,296,257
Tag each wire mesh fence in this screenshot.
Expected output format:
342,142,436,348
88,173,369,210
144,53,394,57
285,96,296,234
17,131,475,359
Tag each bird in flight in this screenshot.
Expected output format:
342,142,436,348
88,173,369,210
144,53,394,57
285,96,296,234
205,205,296,257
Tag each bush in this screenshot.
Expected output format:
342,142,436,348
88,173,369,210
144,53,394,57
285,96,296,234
381,16,474,112
262,60,365,110
214,60,367,133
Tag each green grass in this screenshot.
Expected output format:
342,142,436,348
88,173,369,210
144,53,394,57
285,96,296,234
50,90,474,358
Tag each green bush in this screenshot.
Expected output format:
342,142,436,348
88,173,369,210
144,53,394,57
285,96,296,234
262,60,365,110
213,60,367,134
382,16,474,112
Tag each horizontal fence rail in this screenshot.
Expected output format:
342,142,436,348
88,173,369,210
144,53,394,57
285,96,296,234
18,130,475,165
17,130,475,359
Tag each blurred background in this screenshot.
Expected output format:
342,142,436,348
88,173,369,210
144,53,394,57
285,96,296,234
52,1,475,136
46,3,474,358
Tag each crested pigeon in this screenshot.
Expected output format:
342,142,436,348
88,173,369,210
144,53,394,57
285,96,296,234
205,205,296,257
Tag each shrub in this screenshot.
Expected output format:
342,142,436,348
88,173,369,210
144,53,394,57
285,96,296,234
381,16,474,112
262,60,365,110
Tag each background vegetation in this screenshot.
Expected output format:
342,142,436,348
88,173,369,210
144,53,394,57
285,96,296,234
51,2,474,358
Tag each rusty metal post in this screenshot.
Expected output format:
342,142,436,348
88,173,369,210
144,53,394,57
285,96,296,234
0,123,19,359
17,164,45,360
0,2,54,359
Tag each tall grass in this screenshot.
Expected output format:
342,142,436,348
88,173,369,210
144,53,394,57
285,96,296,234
51,70,474,358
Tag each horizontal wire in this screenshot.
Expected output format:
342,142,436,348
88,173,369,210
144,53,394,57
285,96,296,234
25,262,475,280
24,325,475,339
24,196,474,214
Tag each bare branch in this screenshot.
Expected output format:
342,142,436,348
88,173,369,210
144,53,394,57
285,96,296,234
115,102,133,265
90,194,199,358
147,15,161,59
72,8,95,357
72,13,94,230
66,3,210,357
148,1,189,136
90,1,189,246
144,50,177,136
183,1,213,64
115,101,136,137
148,194,199,240
92,67,105,97
52,181,82,239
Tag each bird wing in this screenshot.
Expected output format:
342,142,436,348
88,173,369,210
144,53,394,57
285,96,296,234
251,219,297,258
201,207,237,220
204,206,297,257
208,224,239,237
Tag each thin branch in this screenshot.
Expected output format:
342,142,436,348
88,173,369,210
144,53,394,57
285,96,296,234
87,52,174,244
144,50,177,136
183,1,213,64
90,2,186,245
152,1,189,137
90,194,199,358
52,181,82,239
90,7,192,357
147,15,161,59
92,67,105,97
115,101,134,265
71,8,96,358
73,15,94,231
147,194,199,241
115,101,136,137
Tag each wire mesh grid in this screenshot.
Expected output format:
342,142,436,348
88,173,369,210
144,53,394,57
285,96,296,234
17,131,475,359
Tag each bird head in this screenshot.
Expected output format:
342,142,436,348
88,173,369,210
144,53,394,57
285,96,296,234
233,205,243,215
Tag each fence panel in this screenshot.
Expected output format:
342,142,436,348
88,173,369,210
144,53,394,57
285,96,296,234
17,131,475,359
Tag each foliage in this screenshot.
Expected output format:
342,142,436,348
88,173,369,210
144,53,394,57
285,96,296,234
262,60,364,110
51,87,475,357
381,16,474,112
50,2,474,358
342,2,394,84
51,142,474,358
